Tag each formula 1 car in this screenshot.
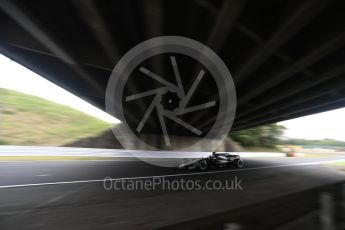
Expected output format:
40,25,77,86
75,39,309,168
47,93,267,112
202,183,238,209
178,152,244,171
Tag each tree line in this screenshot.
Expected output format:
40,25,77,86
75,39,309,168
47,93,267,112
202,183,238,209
229,124,345,148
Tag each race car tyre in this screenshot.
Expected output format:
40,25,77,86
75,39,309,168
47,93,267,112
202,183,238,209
235,159,244,168
198,160,208,170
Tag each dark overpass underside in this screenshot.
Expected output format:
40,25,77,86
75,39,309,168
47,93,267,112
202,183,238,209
1,0,345,134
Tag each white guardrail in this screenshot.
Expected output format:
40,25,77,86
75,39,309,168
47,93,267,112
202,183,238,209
0,146,287,158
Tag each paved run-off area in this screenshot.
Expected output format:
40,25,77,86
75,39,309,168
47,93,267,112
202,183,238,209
0,156,344,229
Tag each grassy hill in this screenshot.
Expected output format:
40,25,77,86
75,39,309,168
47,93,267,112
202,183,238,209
0,88,111,146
